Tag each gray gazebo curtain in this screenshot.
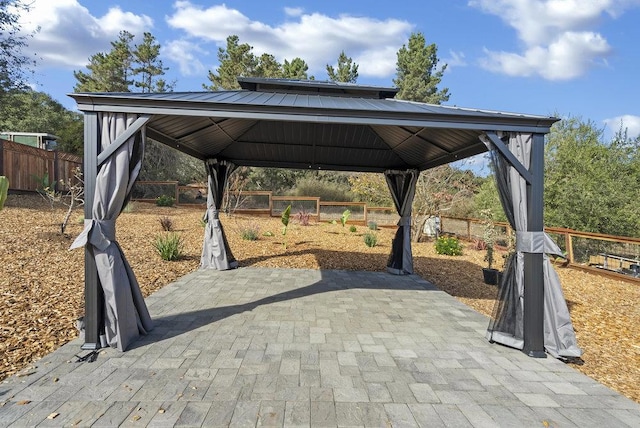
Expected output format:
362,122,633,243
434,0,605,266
201,159,238,270
71,113,153,351
385,169,419,275
484,132,582,359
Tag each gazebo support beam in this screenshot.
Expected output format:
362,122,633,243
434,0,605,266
81,112,103,350
523,132,546,358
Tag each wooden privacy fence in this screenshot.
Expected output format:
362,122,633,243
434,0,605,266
440,216,640,284
0,139,82,192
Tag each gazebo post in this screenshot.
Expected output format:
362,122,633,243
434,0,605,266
81,112,103,350
523,132,546,358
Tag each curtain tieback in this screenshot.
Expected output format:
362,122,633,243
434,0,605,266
397,216,412,227
70,219,116,251
515,231,563,256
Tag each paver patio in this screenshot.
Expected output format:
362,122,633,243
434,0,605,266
1,267,639,427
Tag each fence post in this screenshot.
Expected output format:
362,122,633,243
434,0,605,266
565,232,574,263
467,219,471,241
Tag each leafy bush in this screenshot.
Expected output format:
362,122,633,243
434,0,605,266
290,177,354,201
158,216,174,231
156,194,175,207
349,225,357,233
435,236,463,256
241,226,259,241
363,232,378,247
153,233,183,261
368,221,378,230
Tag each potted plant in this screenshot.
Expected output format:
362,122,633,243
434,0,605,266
481,210,499,285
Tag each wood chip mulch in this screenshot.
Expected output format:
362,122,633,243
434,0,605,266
1,194,638,403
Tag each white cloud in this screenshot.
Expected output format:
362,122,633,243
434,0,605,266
603,115,640,138
166,2,413,79
19,0,153,68
468,0,637,80
284,7,304,17
444,50,467,70
163,40,208,77
480,31,611,80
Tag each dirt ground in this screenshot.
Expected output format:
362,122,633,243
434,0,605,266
1,194,638,403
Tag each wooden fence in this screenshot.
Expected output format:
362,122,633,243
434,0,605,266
440,216,640,284
0,138,82,192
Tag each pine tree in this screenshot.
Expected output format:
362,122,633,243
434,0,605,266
326,51,358,83
394,32,449,104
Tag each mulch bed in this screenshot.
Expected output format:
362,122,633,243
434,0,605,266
1,194,638,403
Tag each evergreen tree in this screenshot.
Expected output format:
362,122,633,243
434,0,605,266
326,51,358,83
282,58,313,80
132,32,173,93
255,53,283,78
204,35,258,90
0,0,34,93
393,32,449,104
74,31,134,92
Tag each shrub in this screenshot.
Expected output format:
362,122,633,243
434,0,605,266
368,221,378,230
349,225,357,233
363,232,378,247
158,216,174,231
291,177,353,201
294,208,312,226
123,201,136,213
153,233,183,261
240,226,259,241
156,194,175,207
435,236,463,256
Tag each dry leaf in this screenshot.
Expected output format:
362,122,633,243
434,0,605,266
158,409,166,414
16,400,31,405
132,415,141,421
47,412,59,419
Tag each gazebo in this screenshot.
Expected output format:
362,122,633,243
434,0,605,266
68,78,581,360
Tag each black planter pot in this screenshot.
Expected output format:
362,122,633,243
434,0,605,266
482,268,499,285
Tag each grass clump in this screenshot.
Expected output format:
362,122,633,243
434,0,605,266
156,194,175,207
368,221,378,230
153,233,183,261
363,232,378,247
349,225,357,233
435,236,463,256
158,216,174,231
240,225,260,241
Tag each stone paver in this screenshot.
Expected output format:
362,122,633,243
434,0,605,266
1,267,639,427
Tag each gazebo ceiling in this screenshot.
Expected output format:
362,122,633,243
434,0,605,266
69,77,558,173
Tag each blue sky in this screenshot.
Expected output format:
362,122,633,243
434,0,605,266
16,0,640,173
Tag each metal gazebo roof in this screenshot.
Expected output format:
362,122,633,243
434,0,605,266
68,77,557,173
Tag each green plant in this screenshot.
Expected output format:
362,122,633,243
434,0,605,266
281,204,292,249
349,225,357,233
363,232,378,247
368,221,378,230
158,216,174,231
480,209,496,269
153,233,183,261
240,225,259,241
156,194,175,207
263,231,274,237
123,201,137,213
435,236,463,256
294,208,311,226
340,209,351,227
0,176,8,211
